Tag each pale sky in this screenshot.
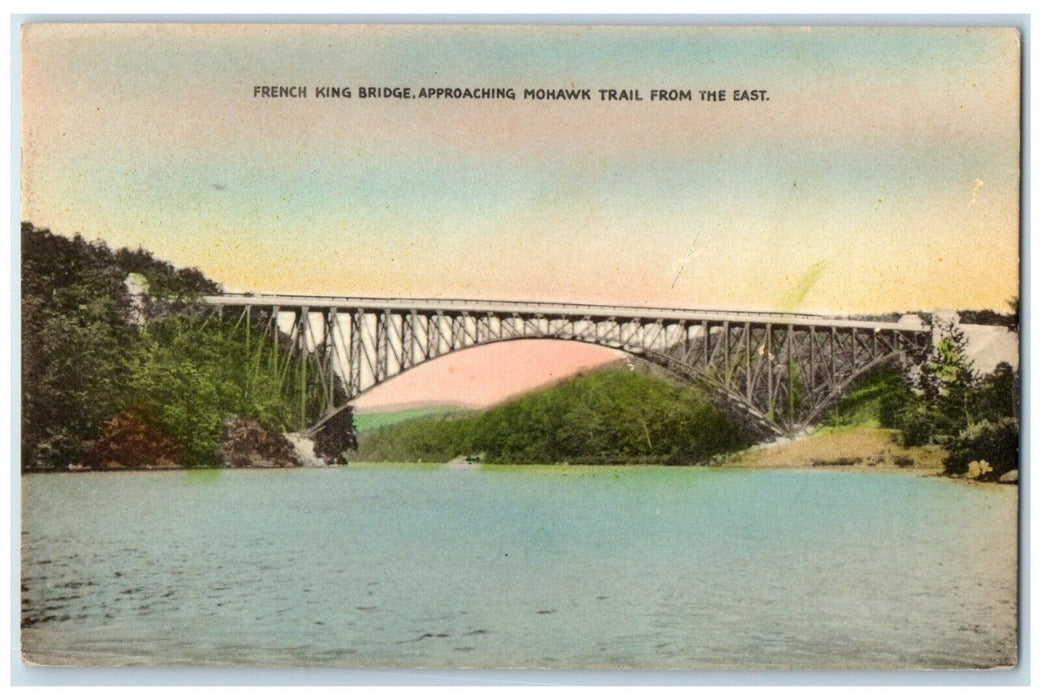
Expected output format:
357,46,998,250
20,24,1022,407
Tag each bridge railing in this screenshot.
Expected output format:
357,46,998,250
202,293,930,333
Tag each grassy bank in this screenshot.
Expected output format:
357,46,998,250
720,425,947,473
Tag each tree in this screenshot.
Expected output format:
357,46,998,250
928,322,979,431
21,225,136,467
976,362,1018,423
943,418,1018,478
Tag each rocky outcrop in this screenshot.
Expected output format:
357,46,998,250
88,412,183,469
312,406,358,464
218,417,300,468
285,433,326,467
998,469,1019,484
966,460,994,480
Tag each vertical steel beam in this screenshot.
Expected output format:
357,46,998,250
271,306,281,372
350,309,363,398
744,322,752,400
323,308,337,412
766,324,774,419
409,310,419,369
297,307,310,428
786,323,794,426
722,322,731,381
702,320,709,367
376,310,389,382
435,311,446,355
808,327,816,392
830,326,837,389
244,305,252,357
423,314,434,359
388,311,403,374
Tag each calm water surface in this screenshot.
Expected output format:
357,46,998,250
21,465,1018,669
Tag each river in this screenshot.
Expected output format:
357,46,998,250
21,465,1018,670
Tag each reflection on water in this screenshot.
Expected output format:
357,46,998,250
21,466,1017,669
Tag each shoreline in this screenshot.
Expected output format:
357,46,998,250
20,462,1017,487
717,460,940,476
719,424,945,469
718,424,1018,486
22,425,1016,486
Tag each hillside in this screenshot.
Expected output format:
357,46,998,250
354,367,751,465
21,224,346,469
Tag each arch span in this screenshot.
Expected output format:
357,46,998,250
349,338,624,410
205,294,932,436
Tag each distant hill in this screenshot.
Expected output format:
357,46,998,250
354,406,476,434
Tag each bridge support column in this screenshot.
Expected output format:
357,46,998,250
322,309,337,414
349,310,362,399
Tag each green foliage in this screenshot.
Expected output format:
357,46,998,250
355,369,751,465
356,415,474,463
120,313,336,466
21,223,345,469
877,375,919,430
21,224,136,467
825,368,909,428
824,325,1019,474
112,245,220,300
975,362,1018,423
928,324,979,428
876,321,1020,474
125,316,307,465
354,406,473,434
821,366,954,449
895,404,948,447
943,418,1019,477
881,325,974,446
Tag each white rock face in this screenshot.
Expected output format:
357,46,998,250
285,433,326,467
959,324,1019,374
124,272,149,325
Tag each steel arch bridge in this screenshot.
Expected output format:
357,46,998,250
204,294,933,437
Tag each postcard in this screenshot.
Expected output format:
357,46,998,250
19,23,1021,671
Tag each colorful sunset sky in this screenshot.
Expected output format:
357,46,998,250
20,24,1022,408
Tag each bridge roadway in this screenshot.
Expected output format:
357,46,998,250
203,293,933,436
205,294,929,332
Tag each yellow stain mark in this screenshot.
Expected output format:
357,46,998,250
778,259,828,312
969,178,984,208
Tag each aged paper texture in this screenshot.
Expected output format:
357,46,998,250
20,23,1021,671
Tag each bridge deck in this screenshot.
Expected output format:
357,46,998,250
204,294,929,333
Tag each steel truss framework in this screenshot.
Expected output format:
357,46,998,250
205,295,933,436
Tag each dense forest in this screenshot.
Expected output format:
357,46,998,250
21,224,352,470
355,367,752,465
